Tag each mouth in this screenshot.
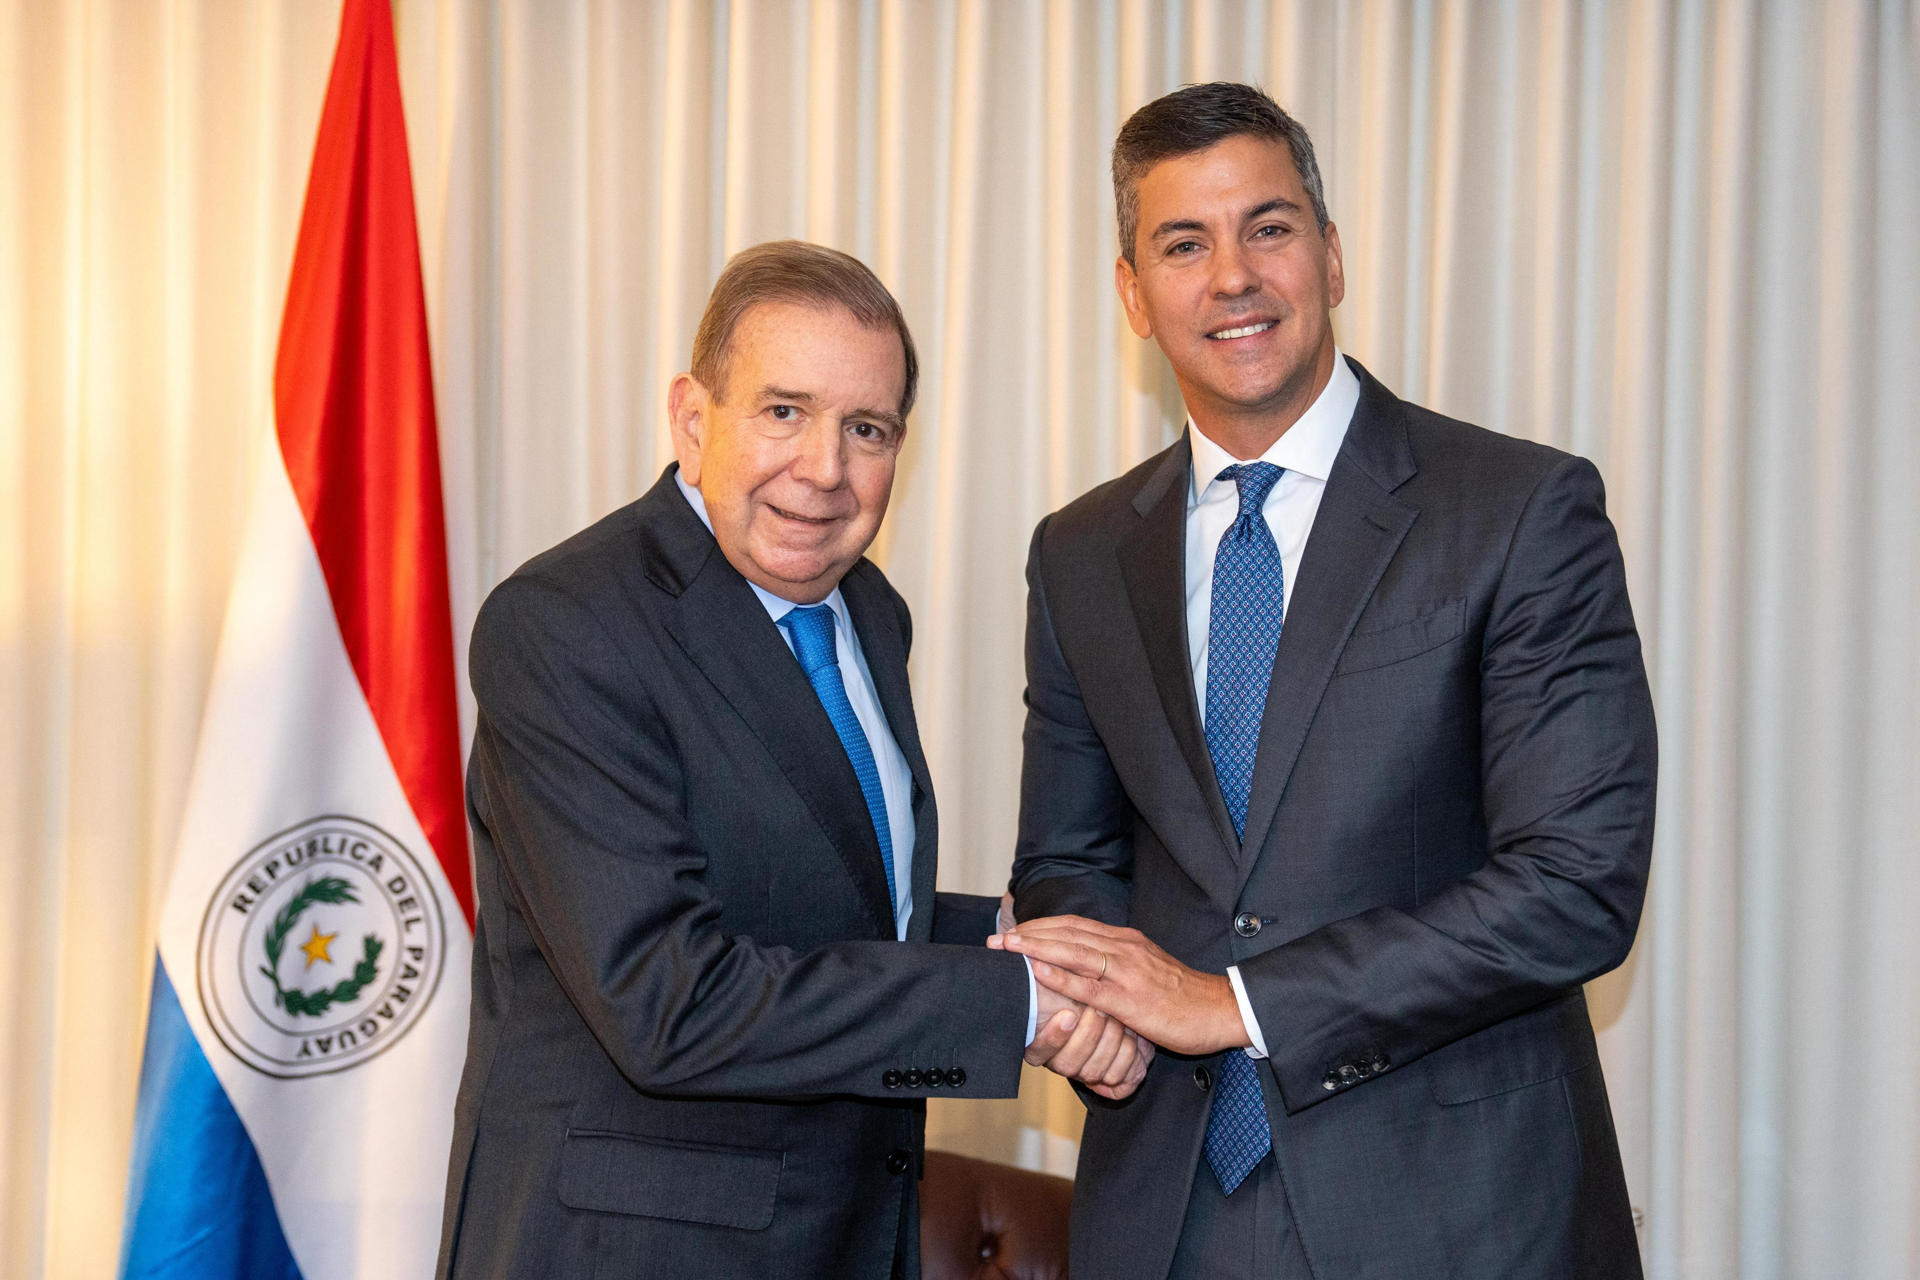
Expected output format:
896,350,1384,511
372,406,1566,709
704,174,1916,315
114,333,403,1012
1206,320,1277,341
768,503,842,527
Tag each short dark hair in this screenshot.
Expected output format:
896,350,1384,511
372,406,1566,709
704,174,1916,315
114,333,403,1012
1111,82,1329,266
691,240,920,418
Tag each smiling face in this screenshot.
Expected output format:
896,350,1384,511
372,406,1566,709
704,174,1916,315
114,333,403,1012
1115,133,1345,454
669,301,907,603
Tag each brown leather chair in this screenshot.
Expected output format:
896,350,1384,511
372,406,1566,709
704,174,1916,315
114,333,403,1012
919,1150,1073,1280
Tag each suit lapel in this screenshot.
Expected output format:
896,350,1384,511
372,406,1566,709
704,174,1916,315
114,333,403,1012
1116,437,1244,875
647,474,897,937
839,563,938,943
1235,364,1419,876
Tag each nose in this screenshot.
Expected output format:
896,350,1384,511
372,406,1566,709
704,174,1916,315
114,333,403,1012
1210,238,1258,299
789,416,846,490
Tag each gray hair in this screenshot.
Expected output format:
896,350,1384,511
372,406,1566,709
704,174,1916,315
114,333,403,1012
692,240,920,418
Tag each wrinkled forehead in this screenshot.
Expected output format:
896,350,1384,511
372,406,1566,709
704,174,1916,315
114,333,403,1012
720,301,907,420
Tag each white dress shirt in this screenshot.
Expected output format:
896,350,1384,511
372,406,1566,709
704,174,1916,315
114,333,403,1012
1188,352,1361,1058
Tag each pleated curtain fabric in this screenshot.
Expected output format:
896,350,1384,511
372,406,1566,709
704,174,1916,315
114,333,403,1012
2,3,1917,1278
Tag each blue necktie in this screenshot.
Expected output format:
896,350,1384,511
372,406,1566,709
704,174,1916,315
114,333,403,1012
1201,461,1284,1195
780,605,897,923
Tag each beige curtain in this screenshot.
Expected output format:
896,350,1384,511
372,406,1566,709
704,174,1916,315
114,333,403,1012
4,1,1917,1276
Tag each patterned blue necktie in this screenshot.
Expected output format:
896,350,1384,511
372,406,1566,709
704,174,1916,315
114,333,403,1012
1201,461,1283,1194
780,605,897,922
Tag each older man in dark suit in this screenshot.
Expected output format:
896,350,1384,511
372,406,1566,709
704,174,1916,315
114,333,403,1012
437,241,1146,1280
997,84,1656,1278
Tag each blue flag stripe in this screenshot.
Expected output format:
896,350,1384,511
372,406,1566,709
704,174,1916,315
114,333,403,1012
119,957,305,1280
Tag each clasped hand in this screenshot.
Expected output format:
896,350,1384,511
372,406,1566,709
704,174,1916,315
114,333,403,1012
990,894,1150,1100
991,905,1248,1067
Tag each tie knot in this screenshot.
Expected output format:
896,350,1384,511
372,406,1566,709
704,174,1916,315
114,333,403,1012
780,604,839,675
1219,462,1283,518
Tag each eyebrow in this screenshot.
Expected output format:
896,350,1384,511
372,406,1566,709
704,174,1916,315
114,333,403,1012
1148,217,1209,242
1243,197,1305,222
759,385,905,435
1148,198,1308,243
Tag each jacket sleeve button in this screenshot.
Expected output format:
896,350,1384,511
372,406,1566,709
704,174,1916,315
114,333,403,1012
882,1070,903,1089
946,1067,967,1088
925,1068,948,1087
1322,1071,1341,1091
903,1068,924,1087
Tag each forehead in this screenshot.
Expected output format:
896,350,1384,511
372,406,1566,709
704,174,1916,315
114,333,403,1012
722,301,905,406
1136,134,1306,225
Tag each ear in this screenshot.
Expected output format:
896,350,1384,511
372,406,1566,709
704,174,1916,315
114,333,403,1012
1114,256,1154,340
1323,221,1346,310
667,372,708,486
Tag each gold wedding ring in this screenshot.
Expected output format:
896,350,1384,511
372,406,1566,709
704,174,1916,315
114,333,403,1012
1098,951,1109,981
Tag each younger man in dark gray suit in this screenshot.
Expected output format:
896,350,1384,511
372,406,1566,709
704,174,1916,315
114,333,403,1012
438,242,1146,1280
998,84,1655,1278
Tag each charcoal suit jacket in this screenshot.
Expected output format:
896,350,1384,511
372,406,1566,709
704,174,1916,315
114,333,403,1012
437,465,1030,1280
1012,358,1656,1279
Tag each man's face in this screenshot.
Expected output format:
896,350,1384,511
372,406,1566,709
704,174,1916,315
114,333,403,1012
1116,134,1345,433
670,301,907,604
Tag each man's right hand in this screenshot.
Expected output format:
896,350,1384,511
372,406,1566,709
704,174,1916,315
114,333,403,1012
1023,982,1154,1100
996,916,1245,1057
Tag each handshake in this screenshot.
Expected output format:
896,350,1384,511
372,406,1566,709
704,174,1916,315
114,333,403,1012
989,895,1252,1102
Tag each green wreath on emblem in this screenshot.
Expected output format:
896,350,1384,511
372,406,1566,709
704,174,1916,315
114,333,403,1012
258,876,384,1018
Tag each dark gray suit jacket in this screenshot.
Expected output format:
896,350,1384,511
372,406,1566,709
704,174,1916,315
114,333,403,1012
437,466,1030,1280
1013,359,1655,1279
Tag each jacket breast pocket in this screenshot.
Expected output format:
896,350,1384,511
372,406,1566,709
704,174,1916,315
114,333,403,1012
558,1129,783,1229
1333,598,1466,676
1425,990,1600,1105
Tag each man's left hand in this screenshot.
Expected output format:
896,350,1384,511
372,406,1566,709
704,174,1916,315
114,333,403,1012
991,916,1246,1057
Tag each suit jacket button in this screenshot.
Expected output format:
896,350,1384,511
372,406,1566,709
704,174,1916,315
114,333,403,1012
1193,1065,1212,1091
903,1068,924,1088
1338,1063,1361,1084
1322,1071,1341,1091
1370,1052,1390,1073
1233,912,1262,938
946,1067,966,1088
925,1068,948,1087
882,1070,904,1089
885,1149,912,1175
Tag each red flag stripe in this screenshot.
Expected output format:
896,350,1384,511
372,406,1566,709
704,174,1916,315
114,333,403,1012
273,0,473,926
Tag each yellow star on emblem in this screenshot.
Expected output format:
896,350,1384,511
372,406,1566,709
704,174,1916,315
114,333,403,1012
300,923,338,969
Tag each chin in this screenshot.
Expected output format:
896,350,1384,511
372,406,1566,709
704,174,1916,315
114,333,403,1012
1228,365,1316,410
752,552,844,594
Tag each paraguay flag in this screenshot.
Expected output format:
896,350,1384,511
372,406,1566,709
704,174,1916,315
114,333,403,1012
119,2,474,1276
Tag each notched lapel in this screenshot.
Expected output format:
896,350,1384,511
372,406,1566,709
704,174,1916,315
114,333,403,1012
661,561,897,938
1236,372,1419,874
1116,438,1243,877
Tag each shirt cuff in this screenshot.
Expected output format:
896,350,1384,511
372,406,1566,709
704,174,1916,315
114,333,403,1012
1226,965,1268,1059
1022,956,1039,1046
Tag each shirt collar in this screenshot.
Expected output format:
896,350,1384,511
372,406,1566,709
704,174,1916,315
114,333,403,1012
1188,348,1359,504
674,470,853,633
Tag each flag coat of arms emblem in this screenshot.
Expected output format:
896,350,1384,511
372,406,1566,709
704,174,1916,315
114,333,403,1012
120,2,474,1276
